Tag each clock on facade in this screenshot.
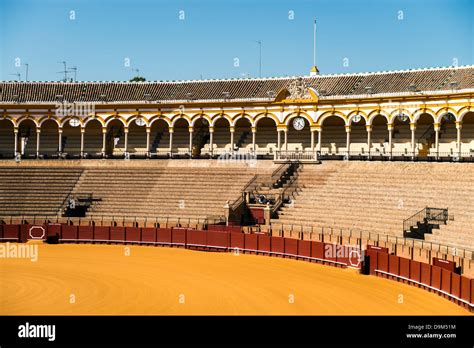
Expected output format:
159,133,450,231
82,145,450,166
292,117,305,131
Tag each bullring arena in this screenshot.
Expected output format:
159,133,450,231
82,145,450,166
1,65,474,315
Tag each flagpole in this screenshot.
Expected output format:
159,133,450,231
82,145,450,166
313,19,317,67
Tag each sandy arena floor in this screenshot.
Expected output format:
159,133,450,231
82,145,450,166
0,242,469,315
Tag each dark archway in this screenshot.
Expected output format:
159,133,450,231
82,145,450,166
321,116,345,155
0,119,15,158
150,119,170,156
84,119,103,158
40,119,59,158
18,119,37,158
415,113,435,158
255,117,277,157
128,120,147,157
62,119,82,157
211,118,231,156
234,117,252,152
461,112,474,157
349,116,367,156
370,115,389,157
192,117,210,157
392,115,411,156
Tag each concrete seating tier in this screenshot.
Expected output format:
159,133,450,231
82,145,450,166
272,161,474,251
0,167,84,216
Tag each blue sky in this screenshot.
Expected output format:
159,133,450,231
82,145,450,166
0,0,472,81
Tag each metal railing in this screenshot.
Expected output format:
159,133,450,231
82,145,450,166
269,222,473,259
403,207,449,234
0,213,225,228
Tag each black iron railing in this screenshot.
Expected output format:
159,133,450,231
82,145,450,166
403,207,449,234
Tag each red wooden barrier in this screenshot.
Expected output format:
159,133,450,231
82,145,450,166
141,227,156,243
78,226,94,240
399,258,410,279
244,234,258,252
20,224,31,242
284,238,298,257
431,265,442,290
471,279,474,305
441,268,451,293
94,226,110,241
336,245,350,265
433,258,456,272
311,241,324,260
230,233,244,250
409,260,421,283
377,252,389,273
157,228,172,244
367,245,389,253
297,240,311,258
171,228,186,246
0,224,3,240
225,226,242,233
186,230,207,247
451,273,461,298
460,276,471,303
208,225,225,232
248,207,265,224
62,225,78,240
110,227,125,242
27,224,47,240
207,231,229,249
324,243,337,263
257,235,271,253
125,227,141,242
388,255,400,276
46,224,61,237
366,248,379,275
270,236,284,254
420,263,432,286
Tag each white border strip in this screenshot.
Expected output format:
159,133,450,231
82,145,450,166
57,238,351,267
375,269,473,307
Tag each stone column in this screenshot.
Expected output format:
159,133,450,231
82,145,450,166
251,127,256,153
36,128,41,158
146,127,151,157
58,128,63,154
284,128,288,153
345,125,351,159
388,123,393,158
209,126,214,157
366,124,372,158
310,129,315,153
101,127,107,158
434,123,440,160
230,126,235,154
80,127,85,158
410,122,416,158
169,127,174,156
456,121,462,158
124,127,129,153
14,128,18,157
188,126,193,157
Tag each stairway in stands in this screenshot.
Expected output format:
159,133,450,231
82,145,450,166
271,161,474,251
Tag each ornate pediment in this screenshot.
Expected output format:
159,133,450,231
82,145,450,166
274,78,319,103
287,77,311,100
